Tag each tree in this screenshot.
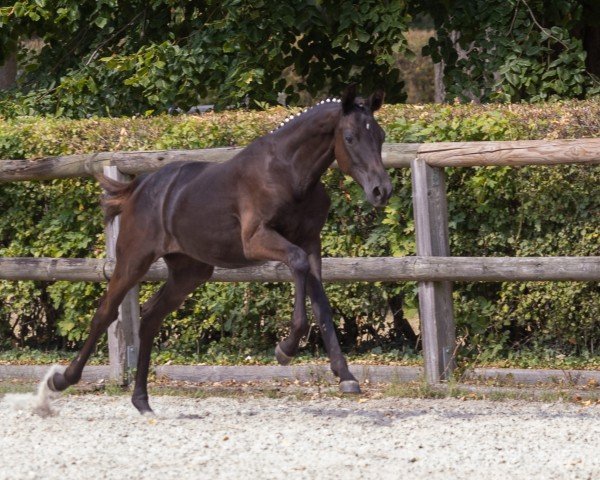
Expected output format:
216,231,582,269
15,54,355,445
2,0,599,117
0,51,16,90
419,0,600,102
0,0,410,117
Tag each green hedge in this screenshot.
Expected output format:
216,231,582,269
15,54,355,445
0,101,599,364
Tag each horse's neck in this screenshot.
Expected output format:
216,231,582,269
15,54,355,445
275,107,339,196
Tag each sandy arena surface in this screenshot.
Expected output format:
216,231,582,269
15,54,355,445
1,386,599,480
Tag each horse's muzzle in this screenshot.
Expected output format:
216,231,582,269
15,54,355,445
366,177,392,207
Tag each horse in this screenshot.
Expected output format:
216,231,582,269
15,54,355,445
46,85,392,414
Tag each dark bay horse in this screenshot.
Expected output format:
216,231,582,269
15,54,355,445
47,86,392,414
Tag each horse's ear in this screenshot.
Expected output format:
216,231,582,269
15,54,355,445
368,90,385,112
341,84,357,114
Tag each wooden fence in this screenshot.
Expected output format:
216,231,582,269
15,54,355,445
1,138,599,384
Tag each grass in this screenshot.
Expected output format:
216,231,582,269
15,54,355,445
379,379,600,404
1,348,599,406
0,379,38,395
2,347,599,370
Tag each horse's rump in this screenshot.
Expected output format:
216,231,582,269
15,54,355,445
95,174,145,224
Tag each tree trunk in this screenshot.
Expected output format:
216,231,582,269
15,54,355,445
0,50,17,90
434,62,445,103
583,25,600,77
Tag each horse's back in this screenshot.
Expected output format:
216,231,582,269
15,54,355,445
129,160,250,266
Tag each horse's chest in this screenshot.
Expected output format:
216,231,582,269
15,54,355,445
270,202,326,243
273,214,303,238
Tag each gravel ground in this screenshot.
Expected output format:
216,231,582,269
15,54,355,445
1,388,599,480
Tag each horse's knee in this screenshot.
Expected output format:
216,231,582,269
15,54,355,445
288,248,310,276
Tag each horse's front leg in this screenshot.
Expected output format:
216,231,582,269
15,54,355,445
241,224,310,364
304,244,360,394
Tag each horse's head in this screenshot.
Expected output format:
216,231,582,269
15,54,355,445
334,85,392,207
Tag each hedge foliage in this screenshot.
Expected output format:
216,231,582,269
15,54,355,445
0,100,599,364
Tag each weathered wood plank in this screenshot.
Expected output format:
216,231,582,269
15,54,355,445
154,364,423,384
0,143,416,182
0,364,422,385
411,159,456,383
425,166,455,379
469,367,600,386
2,364,599,387
103,166,140,384
381,143,419,167
0,256,599,282
2,138,599,183
0,365,112,382
418,138,600,167
0,148,243,182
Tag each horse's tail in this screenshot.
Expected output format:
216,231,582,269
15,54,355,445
95,174,143,224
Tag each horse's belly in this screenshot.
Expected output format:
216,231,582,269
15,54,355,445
173,216,251,267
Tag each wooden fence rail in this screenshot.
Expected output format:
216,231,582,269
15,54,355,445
0,256,598,283
1,138,599,182
1,137,599,385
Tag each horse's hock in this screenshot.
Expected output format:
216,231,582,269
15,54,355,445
1,137,599,386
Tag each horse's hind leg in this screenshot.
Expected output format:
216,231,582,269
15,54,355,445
274,257,310,365
131,254,213,414
47,250,155,392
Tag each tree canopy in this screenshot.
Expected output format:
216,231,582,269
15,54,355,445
0,0,410,116
422,0,600,102
0,0,598,117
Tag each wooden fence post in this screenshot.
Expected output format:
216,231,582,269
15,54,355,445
411,158,456,383
103,166,140,384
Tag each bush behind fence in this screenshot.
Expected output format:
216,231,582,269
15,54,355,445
0,101,598,360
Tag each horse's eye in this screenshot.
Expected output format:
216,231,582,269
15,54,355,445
344,135,353,144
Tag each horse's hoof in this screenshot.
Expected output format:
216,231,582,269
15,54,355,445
47,372,69,392
132,396,153,415
339,380,361,394
275,344,293,366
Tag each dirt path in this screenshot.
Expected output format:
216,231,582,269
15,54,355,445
1,389,599,480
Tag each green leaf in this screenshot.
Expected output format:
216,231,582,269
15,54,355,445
94,15,108,29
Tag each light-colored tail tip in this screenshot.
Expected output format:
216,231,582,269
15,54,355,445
2,365,64,418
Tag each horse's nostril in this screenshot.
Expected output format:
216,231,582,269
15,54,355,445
373,186,382,198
